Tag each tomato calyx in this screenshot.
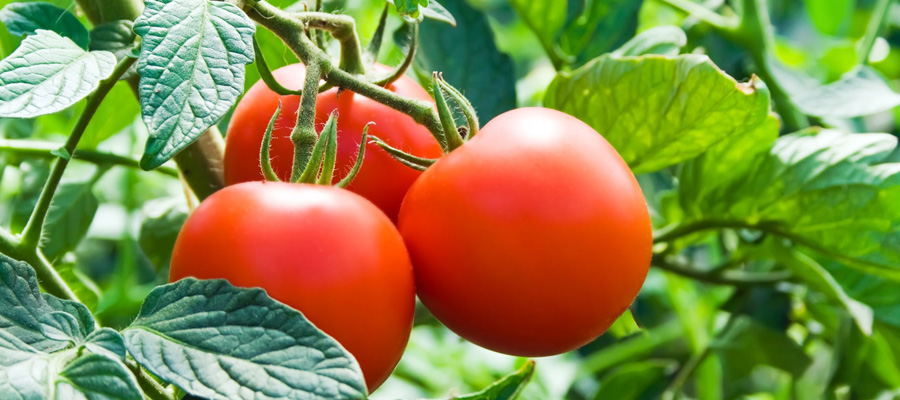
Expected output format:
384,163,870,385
369,72,479,170
260,107,369,187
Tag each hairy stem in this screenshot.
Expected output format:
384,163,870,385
126,359,174,400
290,61,323,182
245,1,445,144
20,56,137,250
0,139,179,177
297,12,367,74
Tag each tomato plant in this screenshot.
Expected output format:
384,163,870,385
1,0,900,399
224,63,443,221
399,107,651,356
169,181,415,392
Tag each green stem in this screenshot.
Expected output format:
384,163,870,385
652,257,791,286
0,139,179,177
126,359,174,400
859,0,895,65
653,220,764,244
374,23,418,87
245,2,445,146
20,56,137,250
290,61,322,182
297,12,367,74
0,227,77,301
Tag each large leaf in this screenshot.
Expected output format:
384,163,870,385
0,30,116,118
544,54,775,174
791,67,900,119
0,2,89,48
611,26,687,57
123,278,367,400
415,0,516,124
511,0,642,67
0,254,137,399
133,0,255,170
679,129,900,279
40,181,99,260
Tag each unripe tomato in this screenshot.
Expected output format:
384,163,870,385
169,182,415,392
398,108,651,356
224,64,444,221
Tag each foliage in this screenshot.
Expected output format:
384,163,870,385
0,0,898,399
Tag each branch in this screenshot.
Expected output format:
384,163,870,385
0,139,179,177
652,257,791,286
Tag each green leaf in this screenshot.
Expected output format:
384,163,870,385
0,254,128,400
40,181,99,261
393,0,428,18
0,2,89,49
0,30,116,118
133,0,255,170
122,278,368,400
792,67,900,118
712,316,812,377
592,361,672,400
544,54,775,174
765,244,873,335
83,328,126,362
420,1,455,26
55,354,142,400
557,0,643,66
607,310,643,338
89,20,137,81
679,129,900,279
450,360,535,400
511,0,642,66
611,26,687,57
138,199,188,272
0,253,94,353
415,0,516,124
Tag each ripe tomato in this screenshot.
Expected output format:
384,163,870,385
398,108,651,356
169,182,415,392
224,63,444,221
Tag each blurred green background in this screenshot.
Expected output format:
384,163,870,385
2,0,900,399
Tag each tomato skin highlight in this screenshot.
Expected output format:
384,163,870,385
169,182,415,392
398,107,652,357
223,63,444,221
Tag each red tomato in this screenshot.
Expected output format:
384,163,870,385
398,107,651,356
169,182,415,392
224,63,444,221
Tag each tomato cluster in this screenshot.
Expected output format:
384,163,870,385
170,64,652,392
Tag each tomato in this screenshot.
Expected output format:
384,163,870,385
398,107,651,357
169,182,415,392
224,63,444,221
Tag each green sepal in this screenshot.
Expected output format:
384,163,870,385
260,102,282,182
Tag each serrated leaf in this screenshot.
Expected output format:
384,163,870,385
0,2,89,49
450,360,535,400
415,0,515,124
612,26,687,57
680,129,900,279
133,0,255,170
792,67,900,118
55,354,142,400
0,30,116,118
544,54,775,174
40,180,99,260
0,254,115,400
138,199,188,272
123,278,367,400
